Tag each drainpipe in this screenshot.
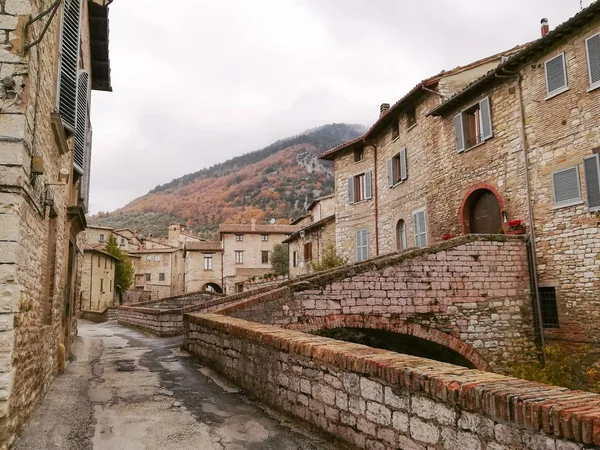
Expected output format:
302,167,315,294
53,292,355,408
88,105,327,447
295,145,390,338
371,143,380,256
89,254,93,310
497,70,546,363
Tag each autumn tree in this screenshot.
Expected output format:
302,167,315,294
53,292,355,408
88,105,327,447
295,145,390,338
104,236,134,304
271,243,289,276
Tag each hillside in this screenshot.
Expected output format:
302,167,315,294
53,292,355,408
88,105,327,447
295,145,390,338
90,123,364,238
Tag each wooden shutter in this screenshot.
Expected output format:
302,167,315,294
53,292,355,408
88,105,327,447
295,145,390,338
387,159,394,187
81,125,92,212
361,229,368,261
545,53,567,96
479,97,493,140
356,230,362,261
454,113,465,153
57,0,82,132
413,211,427,248
586,33,600,89
552,166,581,207
74,70,89,175
365,171,372,199
348,177,355,204
400,148,407,181
584,155,600,211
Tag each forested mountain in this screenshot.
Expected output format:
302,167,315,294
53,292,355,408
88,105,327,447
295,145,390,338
89,123,364,238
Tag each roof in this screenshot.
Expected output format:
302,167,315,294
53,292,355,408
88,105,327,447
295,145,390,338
86,225,114,231
320,44,529,161
428,2,600,116
184,241,223,252
129,248,179,254
89,1,112,91
282,215,336,243
291,213,310,225
307,194,335,212
219,223,300,234
84,245,120,261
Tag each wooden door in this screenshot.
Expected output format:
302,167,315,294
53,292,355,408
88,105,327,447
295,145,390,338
469,191,501,234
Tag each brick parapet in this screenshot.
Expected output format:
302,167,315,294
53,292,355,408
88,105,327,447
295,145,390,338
186,313,596,449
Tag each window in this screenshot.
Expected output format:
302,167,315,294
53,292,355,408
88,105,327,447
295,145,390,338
356,229,368,262
261,234,269,241
235,234,244,241
303,242,313,261
391,121,399,141
586,33,600,90
120,238,125,245
387,148,407,186
348,172,372,203
154,255,161,262
57,0,82,132
413,210,428,248
204,253,213,270
97,256,100,267
261,251,269,264
104,257,107,269
406,106,416,129
74,70,89,177
146,255,151,262
145,273,151,282
539,287,559,328
552,166,582,208
109,281,112,292
292,251,299,267
235,251,243,264
396,220,407,251
583,155,600,211
354,148,364,162
545,53,568,97
235,283,244,293
454,97,492,152
99,234,105,242
100,279,104,292
159,273,165,281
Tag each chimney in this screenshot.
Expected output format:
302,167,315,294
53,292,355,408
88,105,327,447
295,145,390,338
250,218,256,231
541,18,549,37
380,103,390,117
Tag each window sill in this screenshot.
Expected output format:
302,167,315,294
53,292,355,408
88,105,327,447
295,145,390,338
545,86,569,100
391,135,400,143
390,180,406,189
354,159,365,164
407,123,417,132
588,83,600,93
461,140,488,153
351,199,372,206
203,269,213,271
552,200,583,210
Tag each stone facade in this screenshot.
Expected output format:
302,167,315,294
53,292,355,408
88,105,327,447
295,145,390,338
79,248,117,312
0,0,113,446
183,241,223,293
220,220,299,294
130,247,185,299
185,313,595,450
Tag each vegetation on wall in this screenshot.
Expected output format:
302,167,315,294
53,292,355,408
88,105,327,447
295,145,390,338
104,236,134,303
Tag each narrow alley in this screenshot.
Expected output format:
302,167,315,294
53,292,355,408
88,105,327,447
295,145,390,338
14,322,340,450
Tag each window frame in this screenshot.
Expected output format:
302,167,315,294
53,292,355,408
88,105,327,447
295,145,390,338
412,209,428,248
406,106,416,129
396,219,407,251
145,273,151,282
292,250,299,267
354,148,364,163
234,250,244,264
235,234,244,242
261,250,269,264
388,148,407,187
349,171,372,203
154,255,161,262
539,286,559,328
261,234,269,241
159,273,165,282
391,120,400,141
146,255,152,262
356,229,368,262
204,253,213,270
586,32,600,91
454,96,492,152
551,165,582,209
544,52,569,99
303,242,313,261
583,154,600,212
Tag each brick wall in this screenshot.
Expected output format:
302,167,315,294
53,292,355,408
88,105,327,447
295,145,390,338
221,235,535,373
185,313,593,450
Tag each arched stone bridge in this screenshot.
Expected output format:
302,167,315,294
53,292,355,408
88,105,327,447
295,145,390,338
215,235,535,373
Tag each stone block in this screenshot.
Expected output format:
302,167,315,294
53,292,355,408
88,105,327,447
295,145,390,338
409,416,440,445
440,427,482,450
495,423,522,446
458,411,494,438
392,410,409,433
360,377,383,402
384,386,409,410
365,400,391,426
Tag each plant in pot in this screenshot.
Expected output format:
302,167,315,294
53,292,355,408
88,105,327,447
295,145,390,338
441,234,454,241
507,219,526,235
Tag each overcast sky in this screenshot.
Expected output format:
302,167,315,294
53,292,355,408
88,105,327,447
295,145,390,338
89,0,590,214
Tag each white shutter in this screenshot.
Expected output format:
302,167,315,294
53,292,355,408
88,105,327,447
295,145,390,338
400,148,407,181
348,177,355,204
387,159,394,187
57,0,82,132
454,113,465,153
356,230,362,261
74,70,89,175
552,166,581,207
413,211,427,248
362,229,368,261
583,155,600,211
413,213,421,247
586,33,600,89
545,53,568,96
365,171,372,199
479,97,493,140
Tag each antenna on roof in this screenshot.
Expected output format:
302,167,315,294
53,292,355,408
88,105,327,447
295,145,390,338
269,218,276,224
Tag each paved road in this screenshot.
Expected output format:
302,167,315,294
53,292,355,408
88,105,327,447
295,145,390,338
15,321,341,450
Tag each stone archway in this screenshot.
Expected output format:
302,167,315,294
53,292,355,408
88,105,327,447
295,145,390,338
460,184,505,235
286,315,492,372
202,283,223,294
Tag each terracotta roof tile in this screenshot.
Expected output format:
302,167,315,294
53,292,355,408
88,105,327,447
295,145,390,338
185,241,223,251
219,224,300,234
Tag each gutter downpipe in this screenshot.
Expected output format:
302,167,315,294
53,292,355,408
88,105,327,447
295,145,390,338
371,140,380,256
497,69,546,363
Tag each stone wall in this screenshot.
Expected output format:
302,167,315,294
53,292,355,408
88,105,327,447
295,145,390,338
288,219,336,279
79,251,116,312
220,236,534,373
184,249,222,293
185,313,593,450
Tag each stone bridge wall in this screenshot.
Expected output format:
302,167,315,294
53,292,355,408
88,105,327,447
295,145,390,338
184,314,592,450
220,235,534,372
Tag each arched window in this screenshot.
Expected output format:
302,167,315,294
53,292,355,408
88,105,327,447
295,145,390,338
396,220,407,250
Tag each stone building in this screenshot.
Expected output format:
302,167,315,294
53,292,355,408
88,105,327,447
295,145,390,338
284,194,336,278
0,0,113,446
130,247,185,299
183,241,224,293
324,5,600,352
80,246,118,312
220,220,300,293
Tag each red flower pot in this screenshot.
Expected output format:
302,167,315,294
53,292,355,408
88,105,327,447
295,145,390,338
506,228,525,235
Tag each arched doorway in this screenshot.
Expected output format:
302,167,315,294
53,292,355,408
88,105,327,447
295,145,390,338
462,188,502,234
203,283,223,294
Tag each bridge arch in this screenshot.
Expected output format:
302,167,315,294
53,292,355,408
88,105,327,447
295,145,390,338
286,315,491,372
202,282,223,294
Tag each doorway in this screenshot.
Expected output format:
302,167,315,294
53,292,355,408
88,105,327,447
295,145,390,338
464,189,502,234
